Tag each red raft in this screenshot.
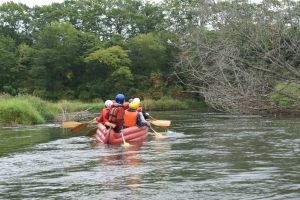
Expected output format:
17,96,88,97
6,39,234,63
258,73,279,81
95,123,148,145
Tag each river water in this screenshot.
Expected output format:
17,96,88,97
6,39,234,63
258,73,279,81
0,111,299,199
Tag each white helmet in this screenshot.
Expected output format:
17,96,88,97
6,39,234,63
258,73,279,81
104,100,113,108
133,98,140,104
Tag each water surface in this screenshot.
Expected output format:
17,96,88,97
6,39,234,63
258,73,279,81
0,111,299,199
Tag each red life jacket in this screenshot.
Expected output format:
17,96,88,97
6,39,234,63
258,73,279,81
108,107,119,124
107,105,124,126
101,108,110,123
124,110,138,127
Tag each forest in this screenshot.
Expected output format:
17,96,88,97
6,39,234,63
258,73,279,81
0,0,299,114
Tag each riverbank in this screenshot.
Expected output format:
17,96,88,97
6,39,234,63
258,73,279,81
0,95,207,126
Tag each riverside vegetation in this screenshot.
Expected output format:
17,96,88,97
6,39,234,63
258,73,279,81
0,0,299,117
0,95,206,126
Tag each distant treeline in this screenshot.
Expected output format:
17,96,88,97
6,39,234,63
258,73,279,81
0,0,183,101
0,0,299,113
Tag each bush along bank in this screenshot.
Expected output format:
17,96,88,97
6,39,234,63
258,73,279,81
0,95,102,126
0,95,207,126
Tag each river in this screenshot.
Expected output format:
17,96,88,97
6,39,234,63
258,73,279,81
0,111,299,199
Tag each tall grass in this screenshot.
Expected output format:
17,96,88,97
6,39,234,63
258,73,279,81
0,97,46,125
53,100,103,113
16,95,59,120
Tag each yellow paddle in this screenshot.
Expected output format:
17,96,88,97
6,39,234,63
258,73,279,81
121,131,131,147
85,127,98,137
150,120,171,128
149,125,164,139
71,119,98,134
148,115,171,128
61,121,82,128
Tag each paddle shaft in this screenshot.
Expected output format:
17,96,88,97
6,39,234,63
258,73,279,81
121,131,130,147
149,125,163,139
85,127,98,137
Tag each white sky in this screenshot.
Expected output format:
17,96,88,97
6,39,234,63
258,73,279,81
0,0,162,7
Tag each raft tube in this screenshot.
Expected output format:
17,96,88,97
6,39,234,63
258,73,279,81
95,123,148,145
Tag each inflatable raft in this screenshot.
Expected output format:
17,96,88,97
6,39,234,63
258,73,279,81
95,123,148,145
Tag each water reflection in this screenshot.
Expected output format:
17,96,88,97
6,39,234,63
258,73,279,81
96,142,144,198
99,143,143,167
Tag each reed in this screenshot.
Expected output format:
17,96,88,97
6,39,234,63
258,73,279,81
53,100,103,113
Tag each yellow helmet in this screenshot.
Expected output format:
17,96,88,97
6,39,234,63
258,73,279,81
129,101,139,110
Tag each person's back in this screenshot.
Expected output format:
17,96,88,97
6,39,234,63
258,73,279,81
96,100,113,123
123,110,138,128
123,102,139,128
124,101,149,128
133,97,150,120
106,94,125,133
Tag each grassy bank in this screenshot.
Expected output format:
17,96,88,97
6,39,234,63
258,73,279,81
0,95,103,125
0,95,206,125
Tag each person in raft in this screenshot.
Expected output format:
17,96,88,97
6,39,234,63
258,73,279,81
123,101,149,128
95,100,113,123
106,93,125,133
133,97,150,120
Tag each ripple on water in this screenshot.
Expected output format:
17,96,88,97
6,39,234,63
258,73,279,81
0,111,299,200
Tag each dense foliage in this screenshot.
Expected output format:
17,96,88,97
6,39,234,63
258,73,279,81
0,0,179,101
0,0,299,113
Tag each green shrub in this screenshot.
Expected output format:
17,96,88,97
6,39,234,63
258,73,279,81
0,98,44,125
0,95,61,125
269,83,300,108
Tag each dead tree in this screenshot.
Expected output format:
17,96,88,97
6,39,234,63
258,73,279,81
174,0,300,113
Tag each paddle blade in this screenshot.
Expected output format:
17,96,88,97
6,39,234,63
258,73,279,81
61,121,82,128
122,142,131,148
71,123,89,134
71,119,98,134
121,132,131,148
150,120,171,127
154,132,164,140
85,127,98,137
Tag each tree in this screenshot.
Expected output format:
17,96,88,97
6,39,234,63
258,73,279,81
0,2,31,43
0,35,20,94
31,22,91,99
129,33,167,75
108,66,134,96
162,0,213,32
174,0,300,113
84,45,132,98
